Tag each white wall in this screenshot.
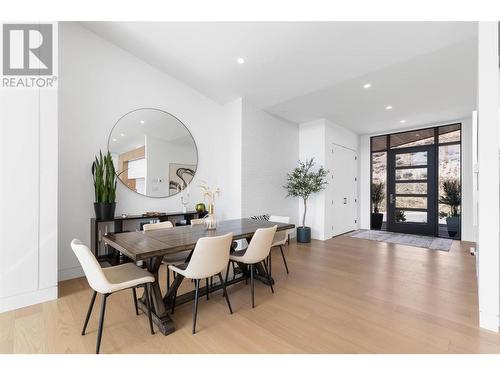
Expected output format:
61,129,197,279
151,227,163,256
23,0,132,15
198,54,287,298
325,119,359,151
58,22,240,280
0,77,58,313
217,98,242,220
241,100,299,225
299,119,327,239
359,117,475,242
476,21,500,332
298,118,359,240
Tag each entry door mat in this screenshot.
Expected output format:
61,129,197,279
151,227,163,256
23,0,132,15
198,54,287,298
347,230,453,251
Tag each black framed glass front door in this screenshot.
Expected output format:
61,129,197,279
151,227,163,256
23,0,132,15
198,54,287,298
387,145,437,236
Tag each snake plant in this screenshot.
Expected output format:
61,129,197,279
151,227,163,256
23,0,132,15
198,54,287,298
92,150,117,203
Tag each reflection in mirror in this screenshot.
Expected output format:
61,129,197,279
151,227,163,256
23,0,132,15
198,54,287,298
108,108,198,198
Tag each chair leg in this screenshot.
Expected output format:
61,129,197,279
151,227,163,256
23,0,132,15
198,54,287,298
232,261,236,281
262,261,274,294
269,249,272,277
218,272,233,314
192,279,200,334
144,284,154,335
224,263,230,297
280,245,289,274
250,264,255,308
81,291,97,335
96,293,109,354
206,278,210,300
132,288,139,315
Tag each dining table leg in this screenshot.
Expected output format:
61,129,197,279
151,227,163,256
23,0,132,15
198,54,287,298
137,256,176,336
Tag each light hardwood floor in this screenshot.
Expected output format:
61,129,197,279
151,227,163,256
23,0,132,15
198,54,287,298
1,235,499,354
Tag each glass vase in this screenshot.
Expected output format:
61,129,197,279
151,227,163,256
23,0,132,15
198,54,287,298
204,203,217,230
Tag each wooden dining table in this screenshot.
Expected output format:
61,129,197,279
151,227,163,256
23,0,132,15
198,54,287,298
102,218,295,335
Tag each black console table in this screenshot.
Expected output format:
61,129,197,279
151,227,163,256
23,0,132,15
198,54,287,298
90,210,206,265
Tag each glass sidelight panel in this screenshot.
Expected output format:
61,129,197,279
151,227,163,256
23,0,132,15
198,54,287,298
371,152,387,225
395,182,427,195
395,196,427,209
395,151,427,167
438,143,461,239
395,168,428,181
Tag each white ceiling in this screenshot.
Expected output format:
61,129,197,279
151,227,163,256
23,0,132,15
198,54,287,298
82,21,478,134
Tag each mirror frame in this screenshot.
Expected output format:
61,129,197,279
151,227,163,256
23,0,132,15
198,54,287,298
107,107,199,199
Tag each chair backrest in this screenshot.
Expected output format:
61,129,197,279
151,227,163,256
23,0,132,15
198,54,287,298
71,239,111,294
143,221,173,231
269,215,290,245
183,232,233,279
241,225,277,264
190,218,204,225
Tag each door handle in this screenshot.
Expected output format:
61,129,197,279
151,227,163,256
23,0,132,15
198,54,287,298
389,194,394,205
344,197,347,204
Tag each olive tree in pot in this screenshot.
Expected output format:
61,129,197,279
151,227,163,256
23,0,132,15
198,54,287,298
92,150,118,220
439,178,461,238
371,182,385,230
284,158,328,243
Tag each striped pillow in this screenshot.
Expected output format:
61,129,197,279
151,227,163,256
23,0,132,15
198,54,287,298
250,214,270,221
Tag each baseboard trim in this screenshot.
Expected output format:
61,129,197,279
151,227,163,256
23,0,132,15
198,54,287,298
58,265,84,281
0,286,58,314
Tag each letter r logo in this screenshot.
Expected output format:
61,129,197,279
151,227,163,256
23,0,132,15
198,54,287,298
2,24,53,75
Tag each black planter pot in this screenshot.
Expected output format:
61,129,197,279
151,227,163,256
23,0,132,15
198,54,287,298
297,226,311,243
446,216,459,238
371,213,384,230
94,202,116,220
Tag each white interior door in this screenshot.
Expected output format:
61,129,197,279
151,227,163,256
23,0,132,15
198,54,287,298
329,144,358,237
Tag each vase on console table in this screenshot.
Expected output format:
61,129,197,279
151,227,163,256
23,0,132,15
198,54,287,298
198,180,220,230
204,203,217,230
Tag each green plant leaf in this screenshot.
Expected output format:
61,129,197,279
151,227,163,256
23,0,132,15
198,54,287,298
92,150,117,204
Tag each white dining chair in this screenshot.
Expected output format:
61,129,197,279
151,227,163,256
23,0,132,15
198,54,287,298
71,239,155,354
268,215,290,275
143,220,174,231
169,232,234,334
190,218,204,225
143,221,190,293
228,225,277,308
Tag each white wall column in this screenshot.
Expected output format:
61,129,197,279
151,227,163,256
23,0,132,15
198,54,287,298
477,21,500,331
0,23,58,312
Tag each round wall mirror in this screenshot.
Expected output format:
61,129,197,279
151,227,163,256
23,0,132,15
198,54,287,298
108,108,198,198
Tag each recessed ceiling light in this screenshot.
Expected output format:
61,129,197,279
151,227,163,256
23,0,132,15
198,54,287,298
363,83,372,89
400,120,407,124
112,138,117,142
120,133,125,137
385,105,393,110
140,120,145,124
237,57,245,64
